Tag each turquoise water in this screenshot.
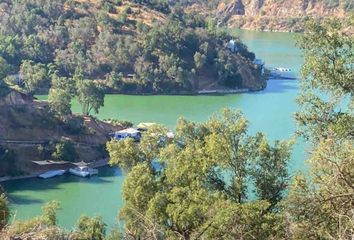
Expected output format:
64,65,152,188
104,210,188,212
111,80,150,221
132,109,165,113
3,29,306,228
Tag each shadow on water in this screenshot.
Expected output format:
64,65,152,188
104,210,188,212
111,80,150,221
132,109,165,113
8,195,45,205
251,79,299,95
3,166,123,206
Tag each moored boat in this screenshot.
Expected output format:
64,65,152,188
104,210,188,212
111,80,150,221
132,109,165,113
270,67,296,79
39,170,66,179
69,166,98,178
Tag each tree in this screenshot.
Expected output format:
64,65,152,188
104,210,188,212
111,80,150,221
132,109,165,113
71,215,106,240
76,78,105,116
48,88,72,117
193,51,206,70
0,194,10,230
0,146,18,177
106,71,123,91
19,60,48,94
51,137,77,162
51,73,76,97
108,109,292,239
287,17,354,239
41,201,60,226
0,57,13,80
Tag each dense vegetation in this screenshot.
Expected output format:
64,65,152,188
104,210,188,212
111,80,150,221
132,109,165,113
107,109,293,239
0,10,352,240
321,0,354,10
0,0,261,102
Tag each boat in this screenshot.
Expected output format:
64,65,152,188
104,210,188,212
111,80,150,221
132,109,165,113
270,67,296,79
39,170,66,179
69,166,98,178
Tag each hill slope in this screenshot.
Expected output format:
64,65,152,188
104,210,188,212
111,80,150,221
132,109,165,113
192,0,353,32
0,0,265,95
0,90,121,177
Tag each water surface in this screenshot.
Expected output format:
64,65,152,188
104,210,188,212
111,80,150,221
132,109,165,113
4,29,306,228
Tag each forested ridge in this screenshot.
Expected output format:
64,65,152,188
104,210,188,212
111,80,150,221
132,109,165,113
0,0,264,98
0,15,353,240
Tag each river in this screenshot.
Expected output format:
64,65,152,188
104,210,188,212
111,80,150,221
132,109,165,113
3,29,306,229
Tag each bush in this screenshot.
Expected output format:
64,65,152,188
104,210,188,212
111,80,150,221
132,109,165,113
51,137,77,162
62,117,84,135
0,194,10,230
71,215,106,240
0,146,19,176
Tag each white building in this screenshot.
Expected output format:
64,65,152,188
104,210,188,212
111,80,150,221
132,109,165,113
227,40,238,53
112,128,141,141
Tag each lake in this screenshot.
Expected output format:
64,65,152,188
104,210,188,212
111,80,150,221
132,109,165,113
3,29,306,229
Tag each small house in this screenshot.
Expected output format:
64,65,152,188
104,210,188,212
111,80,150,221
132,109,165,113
112,128,141,141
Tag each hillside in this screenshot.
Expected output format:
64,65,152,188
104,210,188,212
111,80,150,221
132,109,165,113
0,0,265,95
191,0,353,32
0,89,122,177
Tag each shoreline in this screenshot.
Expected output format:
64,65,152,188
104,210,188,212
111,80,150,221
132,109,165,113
37,85,267,97
0,158,110,183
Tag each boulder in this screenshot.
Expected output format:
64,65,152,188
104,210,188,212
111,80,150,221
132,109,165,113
0,90,34,106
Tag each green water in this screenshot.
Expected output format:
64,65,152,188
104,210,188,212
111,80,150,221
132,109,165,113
3,30,306,229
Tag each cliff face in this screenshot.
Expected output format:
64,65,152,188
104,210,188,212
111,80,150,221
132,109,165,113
215,0,351,31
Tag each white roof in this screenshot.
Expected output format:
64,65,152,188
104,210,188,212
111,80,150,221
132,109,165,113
117,128,140,134
166,131,175,138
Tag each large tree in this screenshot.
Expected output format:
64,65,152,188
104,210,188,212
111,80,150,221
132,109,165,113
76,79,105,116
287,17,354,239
48,88,72,117
19,60,48,95
108,109,292,239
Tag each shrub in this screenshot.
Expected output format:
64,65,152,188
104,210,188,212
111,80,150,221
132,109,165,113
71,215,106,240
0,146,19,176
62,117,84,135
0,194,10,230
51,137,77,162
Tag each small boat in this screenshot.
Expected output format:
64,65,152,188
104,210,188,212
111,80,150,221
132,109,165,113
274,67,291,72
270,67,296,79
69,166,98,178
39,170,66,179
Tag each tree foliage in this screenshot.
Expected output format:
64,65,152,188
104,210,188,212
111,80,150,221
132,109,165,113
0,194,10,230
48,88,72,117
71,215,107,240
108,108,293,239
287,16,354,239
51,137,77,162
76,79,105,116
19,60,48,95
0,0,261,96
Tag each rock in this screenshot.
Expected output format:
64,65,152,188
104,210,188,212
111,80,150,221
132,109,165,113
246,0,265,16
217,0,245,24
213,0,348,31
0,90,34,106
